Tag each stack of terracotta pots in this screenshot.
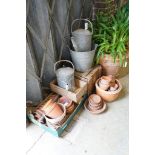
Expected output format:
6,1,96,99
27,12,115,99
33,94,77,128
95,75,122,102
59,96,75,114
84,94,107,114
34,98,66,127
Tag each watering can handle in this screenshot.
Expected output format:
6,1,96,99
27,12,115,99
71,19,93,34
54,60,75,73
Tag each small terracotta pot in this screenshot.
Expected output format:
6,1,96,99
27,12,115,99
110,83,119,91
88,94,102,104
95,78,122,102
58,96,72,108
45,103,66,126
45,103,63,119
58,96,75,114
98,78,110,90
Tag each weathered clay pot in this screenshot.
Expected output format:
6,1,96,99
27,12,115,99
96,78,122,102
110,83,119,91
84,99,107,114
58,96,72,108
99,53,129,77
89,94,101,104
58,96,75,114
45,102,64,119
98,78,110,90
87,94,104,111
45,103,66,126
100,75,116,88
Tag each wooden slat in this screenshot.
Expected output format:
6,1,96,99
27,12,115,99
50,78,87,103
75,65,103,95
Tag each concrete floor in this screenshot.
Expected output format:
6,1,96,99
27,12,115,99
26,75,128,155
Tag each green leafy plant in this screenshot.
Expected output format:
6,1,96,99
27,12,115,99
93,3,129,66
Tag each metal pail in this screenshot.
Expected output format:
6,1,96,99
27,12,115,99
70,44,98,72
71,19,93,52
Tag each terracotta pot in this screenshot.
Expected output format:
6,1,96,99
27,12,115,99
40,99,54,112
99,54,129,77
84,100,107,114
95,78,122,102
88,94,104,111
98,78,110,90
102,75,115,82
89,94,102,105
45,102,63,119
45,103,66,126
58,96,75,114
101,75,116,87
110,83,119,91
58,96,72,108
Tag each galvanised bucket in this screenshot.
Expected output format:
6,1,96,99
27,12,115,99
70,44,98,72
71,19,93,52
54,60,75,91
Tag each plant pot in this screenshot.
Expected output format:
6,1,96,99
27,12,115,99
95,78,122,102
84,100,107,114
45,103,66,126
58,96,75,114
87,94,103,111
99,54,129,77
98,78,110,90
58,96,72,108
45,102,64,119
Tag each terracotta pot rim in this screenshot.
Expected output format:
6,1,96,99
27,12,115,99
96,78,122,94
100,53,129,60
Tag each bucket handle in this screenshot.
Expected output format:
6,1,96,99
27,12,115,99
71,19,93,34
54,60,75,73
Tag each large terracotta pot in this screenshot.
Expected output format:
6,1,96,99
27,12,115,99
99,53,129,77
41,100,63,119
95,78,122,102
45,103,66,126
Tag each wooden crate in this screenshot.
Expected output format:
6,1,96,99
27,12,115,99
50,78,87,103
75,65,103,95
27,94,88,137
